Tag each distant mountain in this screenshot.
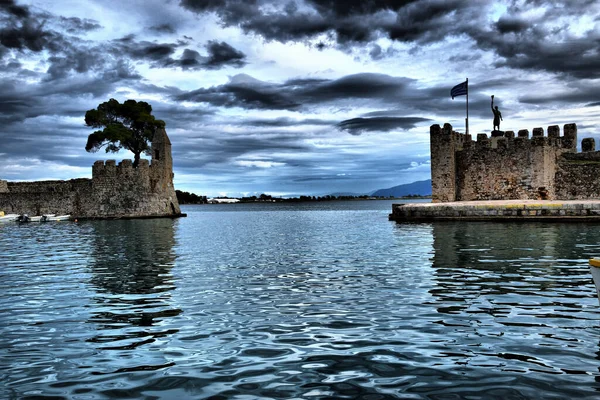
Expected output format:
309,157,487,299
328,192,365,197
371,179,432,197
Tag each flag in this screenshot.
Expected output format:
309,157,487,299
451,80,468,99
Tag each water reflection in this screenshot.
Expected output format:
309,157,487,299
4,204,600,398
86,219,181,357
430,222,596,300
89,219,177,295
426,221,600,382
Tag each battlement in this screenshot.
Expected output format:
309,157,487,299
91,159,152,177
431,123,578,152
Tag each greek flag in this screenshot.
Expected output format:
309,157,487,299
451,80,468,99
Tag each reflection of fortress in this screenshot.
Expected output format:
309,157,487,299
89,218,177,295
429,222,590,307
431,123,600,202
0,129,182,219
87,218,182,350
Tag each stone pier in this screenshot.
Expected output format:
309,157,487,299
390,200,600,222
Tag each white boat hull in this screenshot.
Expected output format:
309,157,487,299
42,215,70,222
0,214,70,222
589,258,600,304
0,214,18,222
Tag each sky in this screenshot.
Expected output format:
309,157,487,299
1,0,599,197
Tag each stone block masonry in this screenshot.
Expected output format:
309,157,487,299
430,123,600,202
0,128,183,219
390,200,600,222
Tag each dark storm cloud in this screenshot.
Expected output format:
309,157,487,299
519,85,600,106
369,43,398,60
173,71,527,124
0,1,100,55
494,41,600,79
298,73,412,102
387,0,472,43
203,40,246,69
149,23,177,34
448,52,482,63
0,82,42,124
58,16,102,33
175,74,301,109
46,50,101,80
337,116,430,135
0,9,61,53
243,117,335,127
174,133,311,169
179,0,599,79
177,0,366,47
0,2,109,80
39,37,143,81
151,103,215,130
134,42,177,60
221,135,309,156
494,16,528,35
307,0,416,17
101,59,142,81
175,73,412,110
0,101,106,171
0,0,29,19
113,36,247,70
179,0,473,46
166,48,201,68
180,0,429,46
173,72,493,120
0,1,245,80
372,77,540,121
113,36,178,61
0,59,142,124
471,1,600,79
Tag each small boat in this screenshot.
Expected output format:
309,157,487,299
41,215,70,222
589,258,600,304
7,214,71,223
17,214,30,223
0,214,18,222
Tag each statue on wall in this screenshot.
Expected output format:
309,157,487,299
491,95,503,131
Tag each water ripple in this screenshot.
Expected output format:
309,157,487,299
2,204,600,398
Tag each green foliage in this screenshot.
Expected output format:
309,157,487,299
176,190,208,204
84,99,165,167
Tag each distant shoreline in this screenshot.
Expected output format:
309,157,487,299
176,190,431,205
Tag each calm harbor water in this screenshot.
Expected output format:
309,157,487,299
2,200,600,399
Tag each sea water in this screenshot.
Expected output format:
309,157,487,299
2,200,600,399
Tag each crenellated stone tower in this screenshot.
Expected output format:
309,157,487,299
150,127,174,193
430,123,600,202
0,128,183,219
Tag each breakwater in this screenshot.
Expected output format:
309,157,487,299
390,200,600,222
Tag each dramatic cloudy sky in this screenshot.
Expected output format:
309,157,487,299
1,0,599,196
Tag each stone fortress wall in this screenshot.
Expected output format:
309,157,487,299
431,123,600,202
0,128,182,219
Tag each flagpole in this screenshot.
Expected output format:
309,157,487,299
466,78,469,136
